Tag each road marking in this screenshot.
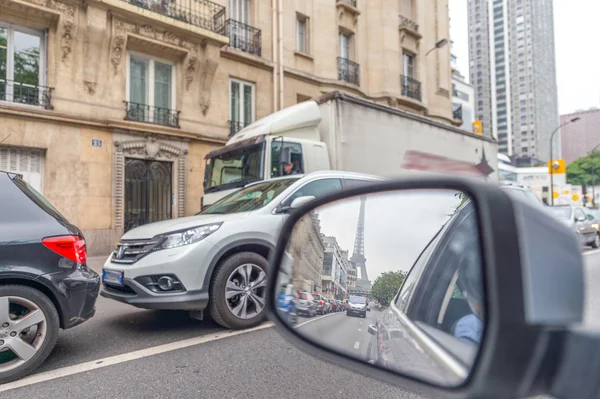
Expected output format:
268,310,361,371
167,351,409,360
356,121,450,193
358,328,361,332
584,249,600,256
0,322,274,393
295,311,341,328
354,342,360,349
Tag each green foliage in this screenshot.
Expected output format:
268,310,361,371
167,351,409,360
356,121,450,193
371,271,407,307
567,151,600,186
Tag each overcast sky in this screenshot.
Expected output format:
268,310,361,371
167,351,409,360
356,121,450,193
449,0,600,115
313,190,467,281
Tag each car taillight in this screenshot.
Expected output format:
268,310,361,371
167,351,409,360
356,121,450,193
319,301,323,305
42,235,87,264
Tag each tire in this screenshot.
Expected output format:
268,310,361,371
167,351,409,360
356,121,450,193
346,311,350,317
0,285,60,384
592,234,600,249
209,252,269,330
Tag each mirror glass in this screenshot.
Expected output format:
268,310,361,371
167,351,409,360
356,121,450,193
274,189,484,387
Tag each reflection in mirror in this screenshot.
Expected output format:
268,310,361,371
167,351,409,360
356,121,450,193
274,189,484,387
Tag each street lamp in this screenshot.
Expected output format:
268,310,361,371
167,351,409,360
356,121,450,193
425,38,449,56
549,117,581,205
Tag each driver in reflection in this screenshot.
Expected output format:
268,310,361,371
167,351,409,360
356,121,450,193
283,162,302,175
453,241,484,345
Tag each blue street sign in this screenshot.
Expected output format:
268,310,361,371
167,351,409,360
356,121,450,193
92,140,102,147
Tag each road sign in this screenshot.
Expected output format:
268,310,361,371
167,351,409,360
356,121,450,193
547,159,566,175
472,120,482,135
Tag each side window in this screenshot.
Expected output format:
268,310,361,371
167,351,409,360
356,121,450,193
575,208,586,221
342,179,377,190
285,179,343,205
271,142,303,177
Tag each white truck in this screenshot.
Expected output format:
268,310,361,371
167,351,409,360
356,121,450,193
203,91,498,207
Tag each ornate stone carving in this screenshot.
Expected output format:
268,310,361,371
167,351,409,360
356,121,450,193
25,0,76,64
185,55,198,91
83,81,96,95
197,43,219,115
387,97,398,108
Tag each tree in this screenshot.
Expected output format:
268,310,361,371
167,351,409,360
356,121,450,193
371,271,407,307
567,151,600,186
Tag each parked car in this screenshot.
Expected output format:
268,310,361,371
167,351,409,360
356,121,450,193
0,171,100,383
101,171,384,329
296,292,317,317
312,294,329,315
547,205,600,248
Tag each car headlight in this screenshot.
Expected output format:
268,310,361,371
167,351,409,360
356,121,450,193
156,223,222,249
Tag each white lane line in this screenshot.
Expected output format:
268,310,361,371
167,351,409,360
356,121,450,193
295,311,342,328
354,342,360,349
0,322,274,393
584,249,600,256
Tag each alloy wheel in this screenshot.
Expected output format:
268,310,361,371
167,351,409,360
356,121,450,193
225,264,267,320
0,296,47,373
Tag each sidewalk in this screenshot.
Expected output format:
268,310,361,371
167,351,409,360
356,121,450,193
88,255,109,273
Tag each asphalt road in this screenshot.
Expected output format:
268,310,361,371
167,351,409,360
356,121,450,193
2,250,600,398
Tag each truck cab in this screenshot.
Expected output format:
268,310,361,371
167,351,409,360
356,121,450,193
203,101,329,207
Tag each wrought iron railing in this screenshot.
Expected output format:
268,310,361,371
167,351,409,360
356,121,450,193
122,0,226,35
228,120,250,137
401,75,421,101
0,80,53,109
337,57,360,86
125,101,180,128
225,19,262,56
336,0,357,7
453,104,463,120
399,15,418,31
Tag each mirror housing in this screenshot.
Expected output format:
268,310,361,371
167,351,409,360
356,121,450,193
277,196,316,214
267,177,586,399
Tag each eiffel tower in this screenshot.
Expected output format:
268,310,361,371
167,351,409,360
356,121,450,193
350,196,370,291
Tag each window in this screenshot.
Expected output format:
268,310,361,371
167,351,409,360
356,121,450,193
284,178,343,206
339,32,351,60
230,0,249,23
0,23,46,106
402,51,415,78
230,78,254,128
271,141,303,177
127,53,175,125
296,15,309,54
342,179,378,190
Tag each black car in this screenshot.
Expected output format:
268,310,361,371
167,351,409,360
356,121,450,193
0,172,100,383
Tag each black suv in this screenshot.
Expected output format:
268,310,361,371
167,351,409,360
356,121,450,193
0,172,100,383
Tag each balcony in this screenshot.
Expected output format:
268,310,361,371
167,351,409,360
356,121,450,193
336,0,357,6
228,120,250,137
125,102,180,128
401,75,421,102
225,19,262,56
121,0,226,35
0,80,54,109
337,57,360,86
453,104,463,120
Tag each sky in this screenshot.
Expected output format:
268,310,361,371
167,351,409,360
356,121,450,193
449,0,600,115
312,190,467,282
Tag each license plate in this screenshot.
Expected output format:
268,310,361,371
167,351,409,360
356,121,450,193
102,269,123,285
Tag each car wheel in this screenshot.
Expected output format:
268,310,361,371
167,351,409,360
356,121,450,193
346,311,350,317
0,285,60,384
209,252,269,330
592,234,600,249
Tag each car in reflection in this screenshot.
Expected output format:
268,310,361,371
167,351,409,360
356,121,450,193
500,184,545,207
347,296,368,318
276,283,298,326
366,199,482,386
296,292,317,317
547,205,600,248
312,294,329,315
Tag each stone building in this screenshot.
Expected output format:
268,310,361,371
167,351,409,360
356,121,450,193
289,212,324,293
0,0,455,254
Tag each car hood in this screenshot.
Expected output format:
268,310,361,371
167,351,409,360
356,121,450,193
121,212,251,240
349,303,366,309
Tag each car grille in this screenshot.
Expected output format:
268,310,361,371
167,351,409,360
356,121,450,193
111,238,161,264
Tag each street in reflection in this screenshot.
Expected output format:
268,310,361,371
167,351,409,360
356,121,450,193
275,189,484,387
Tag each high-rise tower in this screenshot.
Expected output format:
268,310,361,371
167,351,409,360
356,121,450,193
350,196,370,290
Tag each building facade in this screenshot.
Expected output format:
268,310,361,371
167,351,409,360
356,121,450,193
322,236,348,300
289,212,324,293
1,0,456,254
451,46,475,132
560,108,600,165
467,0,559,159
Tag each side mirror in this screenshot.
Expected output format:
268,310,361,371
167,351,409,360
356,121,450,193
368,325,377,336
290,196,316,210
576,216,586,222
280,146,291,164
267,177,586,398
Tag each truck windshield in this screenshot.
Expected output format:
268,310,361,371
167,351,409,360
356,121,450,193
204,143,264,193
201,178,298,215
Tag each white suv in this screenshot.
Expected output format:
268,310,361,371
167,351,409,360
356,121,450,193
101,171,384,329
